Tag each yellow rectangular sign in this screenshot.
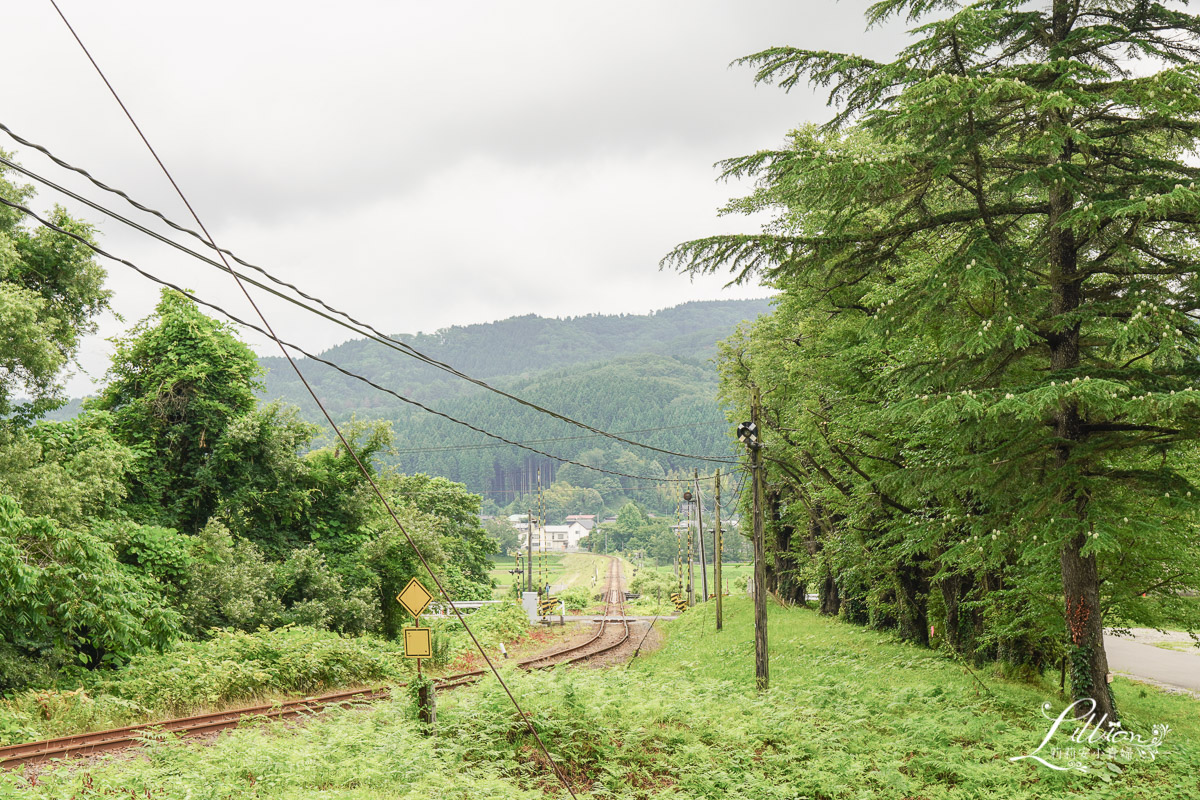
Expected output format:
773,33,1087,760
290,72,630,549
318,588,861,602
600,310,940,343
403,626,432,658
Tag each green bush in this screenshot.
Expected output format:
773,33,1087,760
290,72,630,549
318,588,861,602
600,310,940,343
0,496,180,686
273,546,379,634
630,569,675,600
437,601,529,654
179,521,284,635
559,586,595,612
98,626,406,715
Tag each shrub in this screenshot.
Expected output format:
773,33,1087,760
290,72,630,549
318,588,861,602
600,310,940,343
0,496,180,686
179,521,283,635
98,626,406,715
437,601,529,653
273,546,378,635
630,569,675,600
559,586,595,612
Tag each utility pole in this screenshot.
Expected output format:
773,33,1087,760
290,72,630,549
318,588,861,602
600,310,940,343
740,387,769,692
684,490,695,606
695,470,708,602
527,508,534,594
714,468,723,631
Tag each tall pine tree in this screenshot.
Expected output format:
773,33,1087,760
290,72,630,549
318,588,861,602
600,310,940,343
668,0,1200,721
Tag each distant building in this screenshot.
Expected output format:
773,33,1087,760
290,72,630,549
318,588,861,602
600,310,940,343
517,517,592,552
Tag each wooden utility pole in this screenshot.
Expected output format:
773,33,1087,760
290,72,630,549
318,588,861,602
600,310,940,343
750,386,769,692
695,470,709,602
714,468,723,630
685,491,695,606
527,509,534,594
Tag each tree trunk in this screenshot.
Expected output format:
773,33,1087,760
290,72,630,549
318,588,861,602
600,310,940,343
940,572,982,658
895,559,930,646
1046,0,1117,719
381,579,401,640
769,498,806,604
1062,529,1115,718
819,569,840,616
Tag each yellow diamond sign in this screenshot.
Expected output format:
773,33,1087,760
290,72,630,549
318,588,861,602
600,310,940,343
396,577,433,618
403,626,432,658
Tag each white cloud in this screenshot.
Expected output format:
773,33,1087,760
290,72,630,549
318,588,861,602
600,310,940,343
2,1,910,395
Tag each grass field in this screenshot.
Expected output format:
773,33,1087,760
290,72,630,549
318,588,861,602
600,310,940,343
487,552,613,599
635,560,755,595
11,597,1197,798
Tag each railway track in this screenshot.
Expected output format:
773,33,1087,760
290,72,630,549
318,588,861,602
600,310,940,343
1,556,632,770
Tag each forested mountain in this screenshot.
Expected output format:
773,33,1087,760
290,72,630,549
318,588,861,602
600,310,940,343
258,299,771,508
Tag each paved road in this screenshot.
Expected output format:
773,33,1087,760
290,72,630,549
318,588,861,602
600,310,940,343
1103,634,1200,694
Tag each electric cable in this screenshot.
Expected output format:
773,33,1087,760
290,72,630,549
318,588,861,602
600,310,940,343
0,191,715,486
0,151,737,473
0,119,739,467
45,3,582,793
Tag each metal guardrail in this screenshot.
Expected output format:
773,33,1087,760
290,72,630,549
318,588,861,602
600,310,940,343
425,600,504,617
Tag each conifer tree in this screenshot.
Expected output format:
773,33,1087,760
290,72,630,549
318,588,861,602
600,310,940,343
668,0,1200,721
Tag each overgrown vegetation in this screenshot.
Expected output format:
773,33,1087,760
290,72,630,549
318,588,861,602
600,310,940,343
0,259,498,694
0,627,408,745
7,599,1198,798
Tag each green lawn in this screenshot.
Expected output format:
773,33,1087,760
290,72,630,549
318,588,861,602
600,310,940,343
8,598,1199,799
487,553,613,599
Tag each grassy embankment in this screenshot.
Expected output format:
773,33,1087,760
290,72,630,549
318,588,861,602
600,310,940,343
8,597,1199,799
488,553,614,599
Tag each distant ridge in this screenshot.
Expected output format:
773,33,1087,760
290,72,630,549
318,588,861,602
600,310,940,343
257,297,772,502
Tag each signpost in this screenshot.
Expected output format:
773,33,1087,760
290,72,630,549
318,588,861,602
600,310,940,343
397,577,436,727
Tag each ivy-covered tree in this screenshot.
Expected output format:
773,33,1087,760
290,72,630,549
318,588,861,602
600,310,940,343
390,472,494,594
668,0,1200,721
92,289,263,533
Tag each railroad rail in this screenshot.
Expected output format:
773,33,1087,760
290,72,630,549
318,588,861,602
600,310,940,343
1,556,632,770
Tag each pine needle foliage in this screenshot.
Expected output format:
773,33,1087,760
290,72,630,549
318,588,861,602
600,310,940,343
666,0,1200,721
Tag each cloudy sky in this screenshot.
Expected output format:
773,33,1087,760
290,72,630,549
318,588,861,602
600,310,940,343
5,1,910,395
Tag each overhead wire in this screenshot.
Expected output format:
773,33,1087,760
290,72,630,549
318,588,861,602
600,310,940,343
0,119,739,467
0,192,716,486
0,149,738,469
43,2,584,794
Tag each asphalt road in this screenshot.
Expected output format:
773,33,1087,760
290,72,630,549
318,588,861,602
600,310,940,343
1104,634,1200,694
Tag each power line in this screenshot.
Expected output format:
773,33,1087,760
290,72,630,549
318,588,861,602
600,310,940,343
0,119,739,467
0,192,715,486
44,2,580,794
0,151,738,467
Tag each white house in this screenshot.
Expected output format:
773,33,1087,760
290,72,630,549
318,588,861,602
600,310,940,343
517,517,594,552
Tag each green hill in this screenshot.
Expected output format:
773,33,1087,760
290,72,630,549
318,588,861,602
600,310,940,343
258,298,771,509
